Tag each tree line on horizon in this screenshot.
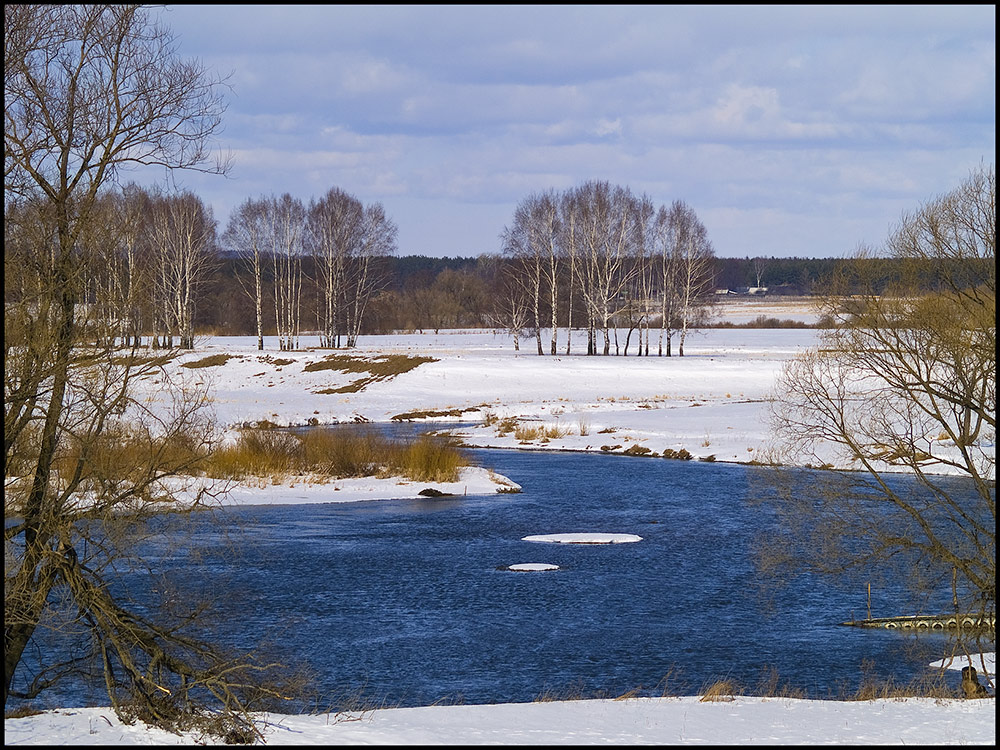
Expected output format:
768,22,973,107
10,177,985,355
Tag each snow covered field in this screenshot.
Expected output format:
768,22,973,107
8,299,994,744
151,324,824,507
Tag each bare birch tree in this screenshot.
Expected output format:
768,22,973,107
502,193,559,356
573,181,644,355
345,202,396,347
307,187,362,348
668,201,715,356
222,197,270,350
652,204,679,356
148,190,217,350
559,191,581,355
268,194,305,352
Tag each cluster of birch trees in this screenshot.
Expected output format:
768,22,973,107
6,183,398,354
7,184,218,352
499,180,715,356
222,188,398,351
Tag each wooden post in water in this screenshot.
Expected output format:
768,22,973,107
866,581,872,621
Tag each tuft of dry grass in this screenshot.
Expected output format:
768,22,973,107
699,679,737,702
514,424,543,441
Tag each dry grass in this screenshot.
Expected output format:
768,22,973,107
5,704,44,719
206,426,465,483
514,424,543,441
181,353,235,369
699,679,737,702
304,353,436,376
305,354,437,394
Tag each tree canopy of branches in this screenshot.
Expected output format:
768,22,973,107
5,5,289,735
763,165,995,623
222,187,397,350
500,181,716,355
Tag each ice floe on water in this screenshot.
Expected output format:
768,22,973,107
521,533,642,544
504,563,560,571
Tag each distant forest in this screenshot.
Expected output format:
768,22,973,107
195,254,985,337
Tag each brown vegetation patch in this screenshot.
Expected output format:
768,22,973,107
392,408,466,422
181,353,235,369
305,354,437,393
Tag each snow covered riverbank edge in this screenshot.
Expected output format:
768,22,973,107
5,694,994,746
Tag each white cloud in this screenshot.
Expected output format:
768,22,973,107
147,5,994,258
594,118,622,137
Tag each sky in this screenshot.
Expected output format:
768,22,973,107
144,4,995,259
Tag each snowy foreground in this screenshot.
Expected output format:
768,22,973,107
5,691,995,746
9,300,994,744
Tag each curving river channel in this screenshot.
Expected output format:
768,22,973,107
33,425,994,710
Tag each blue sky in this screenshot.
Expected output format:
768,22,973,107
148,4,995,258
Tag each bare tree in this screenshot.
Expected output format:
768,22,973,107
5,5,289,733
559,191,581,355
752,255,768,290
651,205,679,356
148,190,217,350
223,197,271,350
571,182,645,355
502,192,561,355
268,194,305,352
345,202,396,347
492,258,531,351
764,165,995,622
668,201,715,356
307,187,362,348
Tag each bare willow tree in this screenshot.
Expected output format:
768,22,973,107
5,5,290,734
763,165,995,625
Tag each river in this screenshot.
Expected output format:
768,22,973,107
22,428,993,710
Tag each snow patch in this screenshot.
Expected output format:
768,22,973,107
521,533,642,544
505,563,560,572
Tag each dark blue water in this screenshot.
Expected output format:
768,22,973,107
18,431,992,709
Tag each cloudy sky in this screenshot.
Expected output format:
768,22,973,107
148,4,995,259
